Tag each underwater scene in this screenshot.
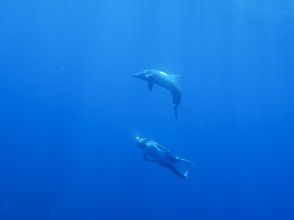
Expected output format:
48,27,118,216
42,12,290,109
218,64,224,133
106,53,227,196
0,0,293,219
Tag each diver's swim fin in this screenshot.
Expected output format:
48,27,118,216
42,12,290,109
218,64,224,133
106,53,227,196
183,171,189,178
180,159,195,167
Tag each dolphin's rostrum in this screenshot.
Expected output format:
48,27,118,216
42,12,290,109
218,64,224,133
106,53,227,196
132,69,183,119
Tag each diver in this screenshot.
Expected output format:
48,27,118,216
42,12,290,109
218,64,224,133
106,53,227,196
135,137,194,179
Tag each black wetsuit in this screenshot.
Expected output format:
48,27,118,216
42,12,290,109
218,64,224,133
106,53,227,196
142,141,187,178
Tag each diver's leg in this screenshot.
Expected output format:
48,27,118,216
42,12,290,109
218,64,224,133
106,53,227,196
166,153,195,166
162,162,188,179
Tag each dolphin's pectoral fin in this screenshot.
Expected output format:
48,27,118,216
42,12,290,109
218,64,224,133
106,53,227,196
148,81,153,91
172,96,177,105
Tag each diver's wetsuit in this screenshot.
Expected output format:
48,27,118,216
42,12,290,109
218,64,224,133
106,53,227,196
140,139,188,178
159,158,186,178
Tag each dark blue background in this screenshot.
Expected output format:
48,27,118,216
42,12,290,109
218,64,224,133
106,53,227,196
0,0,293,219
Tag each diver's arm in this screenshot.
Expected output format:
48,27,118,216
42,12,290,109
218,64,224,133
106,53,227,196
148,141,170,153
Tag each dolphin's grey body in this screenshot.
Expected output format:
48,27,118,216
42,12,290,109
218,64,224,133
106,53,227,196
132,69,183,119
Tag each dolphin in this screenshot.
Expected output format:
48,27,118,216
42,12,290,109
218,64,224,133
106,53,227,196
132,69,183,119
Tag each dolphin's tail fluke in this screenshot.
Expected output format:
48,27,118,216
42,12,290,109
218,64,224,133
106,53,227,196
173,105,178,120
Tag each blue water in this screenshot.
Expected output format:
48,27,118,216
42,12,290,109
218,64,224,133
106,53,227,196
0,1,294,219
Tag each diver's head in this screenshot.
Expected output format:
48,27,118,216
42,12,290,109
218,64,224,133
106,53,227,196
136,136,147,149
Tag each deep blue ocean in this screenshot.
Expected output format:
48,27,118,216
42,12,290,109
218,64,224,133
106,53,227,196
0,1,294,219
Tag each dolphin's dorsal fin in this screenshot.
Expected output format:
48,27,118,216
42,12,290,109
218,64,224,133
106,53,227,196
148,81,153,91
171,74,184,79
